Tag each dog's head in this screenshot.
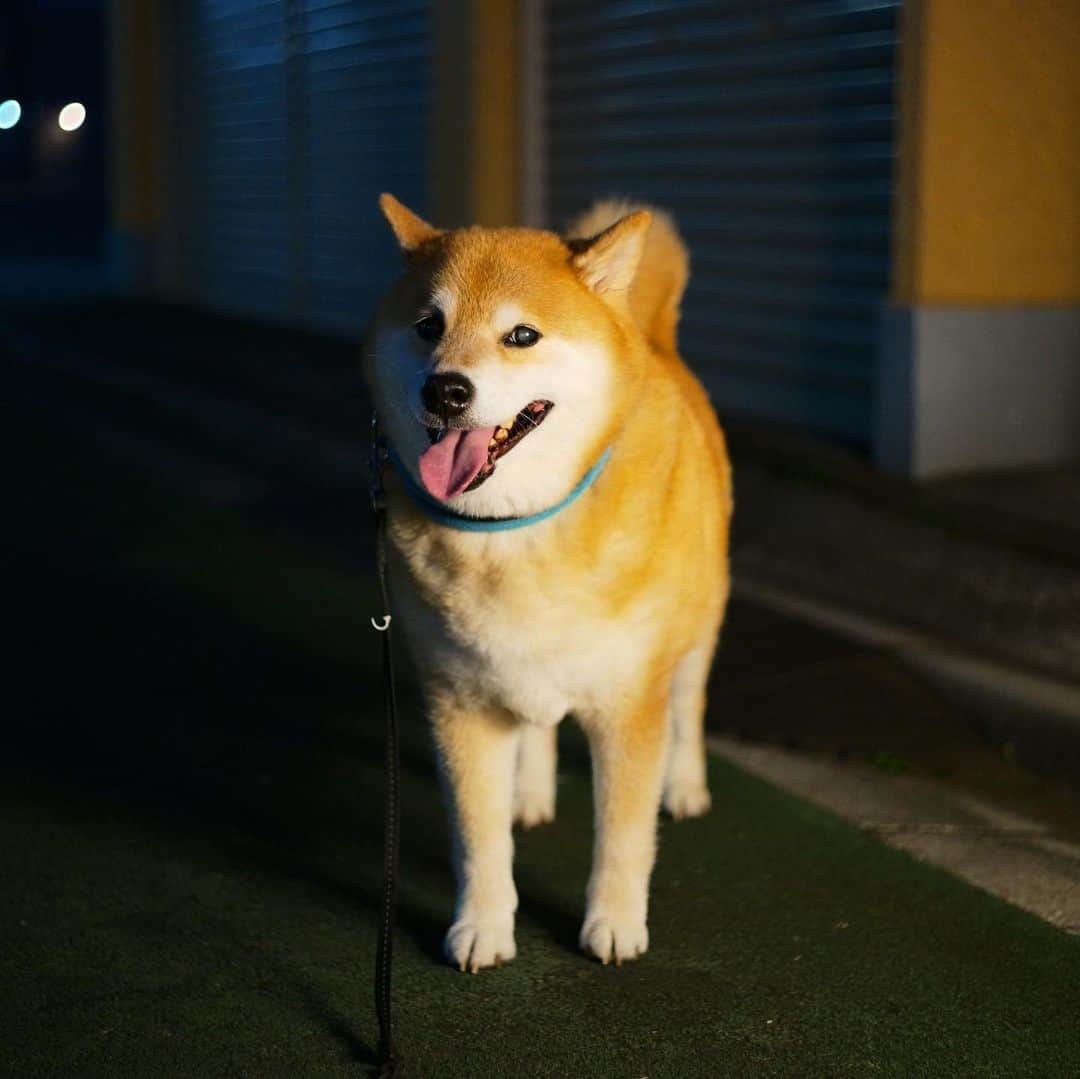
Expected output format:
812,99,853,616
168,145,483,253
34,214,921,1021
364,194,651,519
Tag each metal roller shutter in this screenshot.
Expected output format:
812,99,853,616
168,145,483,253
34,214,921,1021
173,0,430,333
543,0,903,443
174,1,292,322
293,0,429,331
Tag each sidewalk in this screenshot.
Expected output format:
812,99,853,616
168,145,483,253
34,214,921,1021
726,416,1080,688
712,737,1080,934
3,297,1080,1075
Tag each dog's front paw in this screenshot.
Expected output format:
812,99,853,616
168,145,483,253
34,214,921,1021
513,785,555,829
445,916,516,973
663,779,711,820
579,912,649,965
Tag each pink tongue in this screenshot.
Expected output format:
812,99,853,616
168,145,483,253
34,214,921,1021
418,427,497,500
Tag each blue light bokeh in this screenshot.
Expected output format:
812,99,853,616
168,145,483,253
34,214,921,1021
0,99,21,130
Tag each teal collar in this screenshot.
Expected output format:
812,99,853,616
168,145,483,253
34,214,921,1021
386,446,612,533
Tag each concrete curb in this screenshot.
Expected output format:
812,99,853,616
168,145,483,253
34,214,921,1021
733,575,1080,728
709,735,1080,935
731,458,1080,686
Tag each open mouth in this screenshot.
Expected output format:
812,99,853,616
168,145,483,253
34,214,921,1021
417,400,553,500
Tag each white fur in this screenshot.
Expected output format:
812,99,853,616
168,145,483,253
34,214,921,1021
453,335,613,518
371,323,614,519
392,538,657,730
438,707,519,972
663,639,713,819
513,725,557,828
492,302,528,334
430,285,458,325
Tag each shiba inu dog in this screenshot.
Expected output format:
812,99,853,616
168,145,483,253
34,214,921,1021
365,194,732,971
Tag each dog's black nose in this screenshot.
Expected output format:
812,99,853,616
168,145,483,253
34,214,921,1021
421,372,474,417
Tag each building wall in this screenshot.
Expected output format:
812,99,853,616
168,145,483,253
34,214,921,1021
109,0,163,286
431,0,521,228
895,0,1080,305
108,0,1078,474
882,0,1080,475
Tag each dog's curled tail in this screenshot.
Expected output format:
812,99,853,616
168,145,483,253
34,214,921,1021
565,199,689,354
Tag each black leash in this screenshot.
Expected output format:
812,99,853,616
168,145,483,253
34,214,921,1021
369,417,401,1077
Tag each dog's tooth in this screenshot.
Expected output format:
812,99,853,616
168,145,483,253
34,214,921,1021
494,428,509,442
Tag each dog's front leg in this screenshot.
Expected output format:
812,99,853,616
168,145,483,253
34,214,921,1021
579,683,669,964
432,694,519,972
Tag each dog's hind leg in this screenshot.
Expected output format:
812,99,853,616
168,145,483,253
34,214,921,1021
513,723,558,829
662,633,717,819
432,695,520,972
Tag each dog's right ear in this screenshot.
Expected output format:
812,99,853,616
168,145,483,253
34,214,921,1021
379,193,443,253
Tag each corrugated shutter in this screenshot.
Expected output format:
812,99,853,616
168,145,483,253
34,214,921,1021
174,1,291,321
293,0,429,331
173,0,430,334
544,0,903,442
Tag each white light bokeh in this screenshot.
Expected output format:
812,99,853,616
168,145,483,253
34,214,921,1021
58,102,86,132
0,99,21,130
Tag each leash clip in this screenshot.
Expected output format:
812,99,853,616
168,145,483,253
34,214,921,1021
371,615,392,632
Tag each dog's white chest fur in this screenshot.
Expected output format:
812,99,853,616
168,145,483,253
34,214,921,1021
391,527,651,727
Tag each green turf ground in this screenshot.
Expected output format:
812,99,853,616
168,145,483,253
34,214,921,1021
3,382,1079,1078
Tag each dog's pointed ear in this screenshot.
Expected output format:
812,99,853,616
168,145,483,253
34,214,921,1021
570,210,652,295
379,193,442,253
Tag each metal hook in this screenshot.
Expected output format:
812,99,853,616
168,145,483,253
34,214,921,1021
371,615,392,632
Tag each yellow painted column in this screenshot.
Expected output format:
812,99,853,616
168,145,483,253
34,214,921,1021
431,0,521,227
108,0,163,281
893,0,1080,304
882,0,1080,475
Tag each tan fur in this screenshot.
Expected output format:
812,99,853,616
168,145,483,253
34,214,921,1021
365,195,732,970
567,199,689,355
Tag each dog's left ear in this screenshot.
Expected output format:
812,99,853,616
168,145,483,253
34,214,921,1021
379,193,443,253
570,210,652,295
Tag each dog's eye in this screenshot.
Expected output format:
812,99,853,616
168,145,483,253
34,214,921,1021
415,311,444,343
504,325,541,348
